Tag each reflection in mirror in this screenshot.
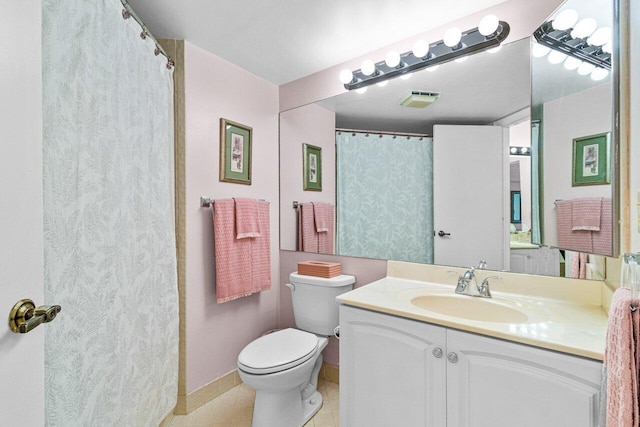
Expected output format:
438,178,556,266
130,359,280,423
280,0,619,278
531,0,618,265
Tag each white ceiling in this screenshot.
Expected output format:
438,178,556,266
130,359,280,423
126,0,509,85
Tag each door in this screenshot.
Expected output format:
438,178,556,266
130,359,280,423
433,125,507,270
0,0,45,424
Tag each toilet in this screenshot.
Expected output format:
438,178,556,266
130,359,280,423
237,272,355,427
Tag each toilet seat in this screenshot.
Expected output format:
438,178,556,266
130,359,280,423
238,328,319,375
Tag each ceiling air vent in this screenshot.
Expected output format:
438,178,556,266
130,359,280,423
399,91,440,108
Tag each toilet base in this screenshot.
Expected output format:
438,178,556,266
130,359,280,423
302,390,323,425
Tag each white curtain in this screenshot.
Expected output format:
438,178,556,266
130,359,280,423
43,0,178,425
336,131,434,263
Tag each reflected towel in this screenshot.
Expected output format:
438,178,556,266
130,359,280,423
234,197,261,239
572,197,603,231
605,287,640,426
556,200,593,252
213,199,271,303
312,202,331,232
316,203,335,255
299,203,318,252
593,198,613,254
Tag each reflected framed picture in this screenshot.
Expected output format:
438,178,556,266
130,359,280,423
303,143,322,191
572,132,610,186
220,118,252,185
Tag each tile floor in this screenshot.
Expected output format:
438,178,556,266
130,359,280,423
167,379,339,427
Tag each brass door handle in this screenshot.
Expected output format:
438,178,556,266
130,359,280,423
9,299,62,333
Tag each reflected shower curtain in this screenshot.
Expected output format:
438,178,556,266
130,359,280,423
43,0,178,425
336,131,434,263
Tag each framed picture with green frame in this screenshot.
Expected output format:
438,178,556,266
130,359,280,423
220,118,252,185
572,132,610,186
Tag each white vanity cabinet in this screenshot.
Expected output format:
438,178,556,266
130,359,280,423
340,305,602,427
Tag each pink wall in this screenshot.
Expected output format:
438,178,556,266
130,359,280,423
279,250,387,365
184,41,280,393
279,104,336,250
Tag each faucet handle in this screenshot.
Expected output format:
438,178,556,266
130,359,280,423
478,276,501,297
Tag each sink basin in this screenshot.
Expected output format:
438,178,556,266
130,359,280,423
411,294,529,323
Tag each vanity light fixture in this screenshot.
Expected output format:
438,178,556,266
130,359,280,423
339,16,510,91
509,146,531,156
533,16,611,71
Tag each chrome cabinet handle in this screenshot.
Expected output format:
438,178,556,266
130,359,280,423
447,352,459,363
9,299,61,334
432,347,443,358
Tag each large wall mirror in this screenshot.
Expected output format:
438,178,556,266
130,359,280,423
279,0,619,278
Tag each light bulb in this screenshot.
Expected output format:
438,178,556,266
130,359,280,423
564,57,582,70
376,80,388,87
355,87,367,94
588,27,612,46
361,59,376,76
479,15,499,36
339,69,354,84
412,39,430,58
522,148,529,153
511,147,518,154
571,18,597,39
577,62,595,75
552,9,578,31
443,27,462,48
400,73,412,80
426,65,439,72
602,42,613,54
455,56,468,63
591,67,609,81
532,43,550,58
385,51,401,68
487,45,502,54
548,50,567,64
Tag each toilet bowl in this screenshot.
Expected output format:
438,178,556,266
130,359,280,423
237,272,355,427
238,328,328,427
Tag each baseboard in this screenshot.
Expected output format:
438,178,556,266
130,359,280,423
171,363,339,417
174,369,242,415
320,362,339,384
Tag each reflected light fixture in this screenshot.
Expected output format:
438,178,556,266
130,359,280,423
339,17,510,90
510,146,531,156
533,16,611,71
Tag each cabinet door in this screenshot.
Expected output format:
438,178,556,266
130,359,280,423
340,306,447,427
446,329,602,427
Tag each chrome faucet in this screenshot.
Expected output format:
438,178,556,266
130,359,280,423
450,261,498,298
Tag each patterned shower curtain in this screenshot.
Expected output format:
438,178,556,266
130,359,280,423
336,131,434,264
42,0,178,425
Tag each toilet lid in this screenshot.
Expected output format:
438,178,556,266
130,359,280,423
238,328,319,375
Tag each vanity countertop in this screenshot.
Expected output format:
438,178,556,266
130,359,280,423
337,275,608,361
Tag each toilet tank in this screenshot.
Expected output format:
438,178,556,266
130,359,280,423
288,272,355,336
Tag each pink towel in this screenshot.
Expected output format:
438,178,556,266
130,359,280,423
593,198,613,254
312,202,331,232
299,203,318,253
213,199,271,303
316,203,334,255
569,252,588,279
572,197,603,231
605,287,640,426
556,200,593,252
234,197,261,239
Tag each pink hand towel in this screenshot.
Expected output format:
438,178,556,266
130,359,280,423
556,200,593,252
593,198,613,254
572,197,603,231
605,287,640,426
234,197,261,239
250,201,272,294
315,203,335,255
312,202,331,232
299,203,318,253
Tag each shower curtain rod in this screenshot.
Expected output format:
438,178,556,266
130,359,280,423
336,128,432,139
120,0,174,69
